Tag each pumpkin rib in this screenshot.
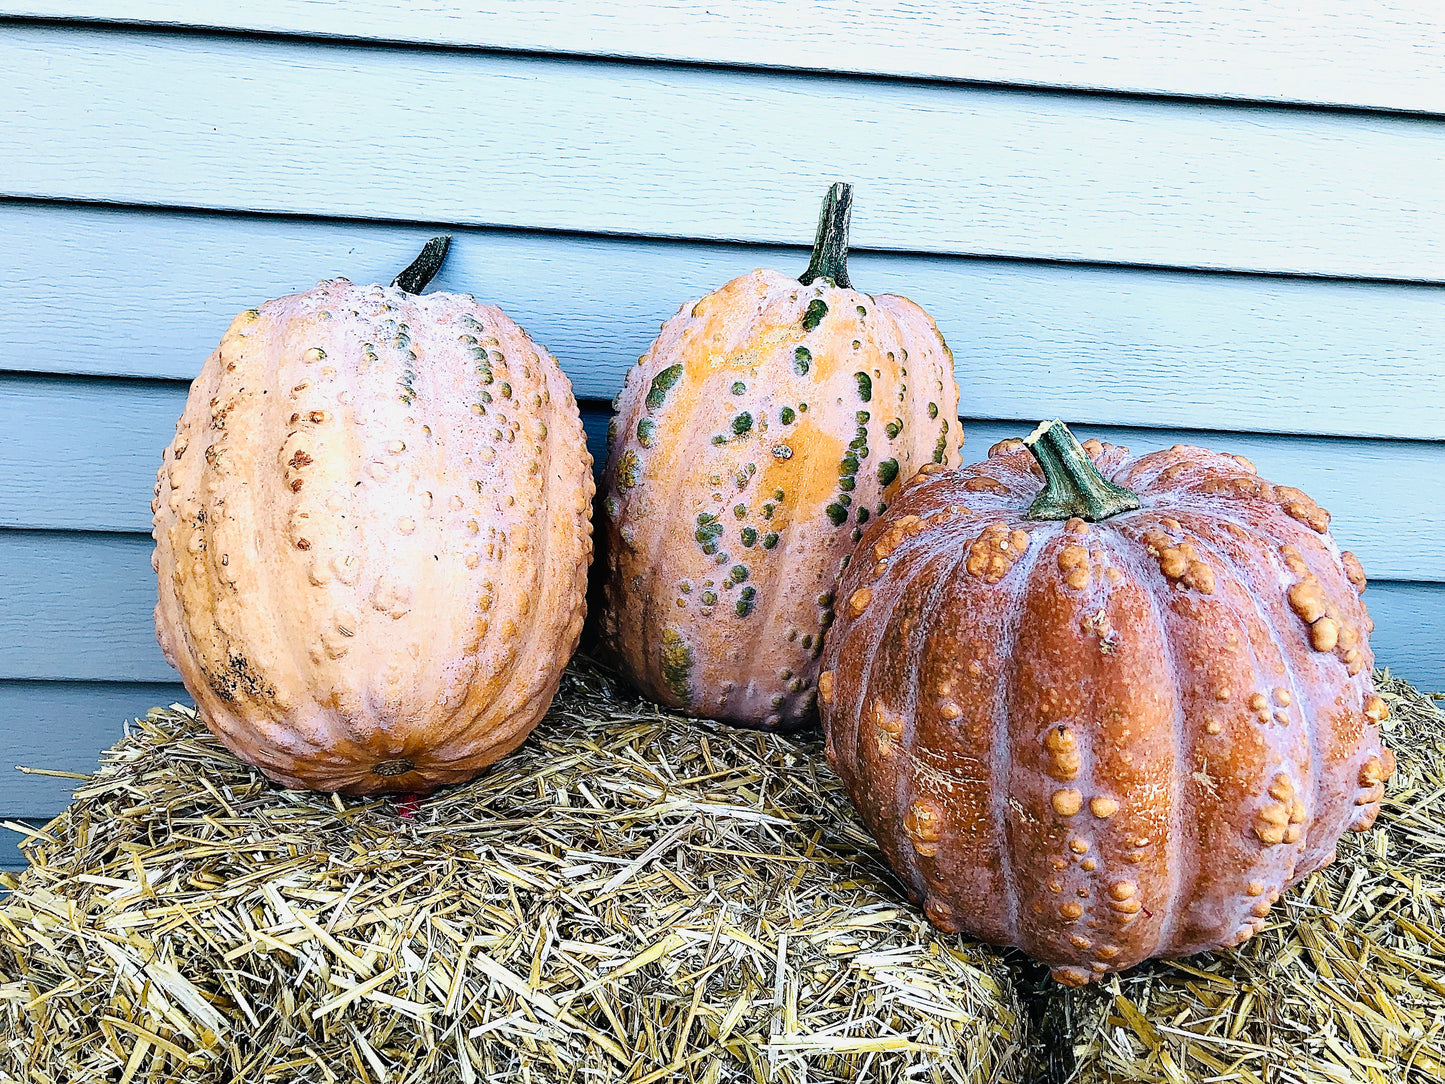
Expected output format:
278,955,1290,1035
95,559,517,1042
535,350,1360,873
895,540,977,925
1167,509,1343,885
994,524,1053,950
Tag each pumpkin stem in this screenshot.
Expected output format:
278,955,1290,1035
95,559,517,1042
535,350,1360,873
1023,419,1141,522
392,235,452,294
798,182,853,289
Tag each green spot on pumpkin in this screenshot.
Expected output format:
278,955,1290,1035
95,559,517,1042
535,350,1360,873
885,419,903,439
617,450,642,489
841,454,859,477
734,503,747,519
928,402,939,419
798,402,808,412
711,434,727,445
857,507,870,523
741,527,758,547
780,407,796,425
934,430,948,464
762,504,775,519
763,532,780,549
736,586,756,617
857,410,870,425
772,445,793,460
499,382,512,399
606,417,618,451
851,527,863,542
660,628,693,705
603,495,619,518
732,412,753,436
793,348,811,376
731,381,746,395
802,299,828,331
731,565,749,583
701,590,717,606
879,459,900,486
826,504,848,526
855,373,872,401
839,476,855,492
856,305,867,318
647,365,684,410
637,418,657,447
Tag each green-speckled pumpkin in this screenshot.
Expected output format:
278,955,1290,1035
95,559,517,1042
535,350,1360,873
599,184,961,729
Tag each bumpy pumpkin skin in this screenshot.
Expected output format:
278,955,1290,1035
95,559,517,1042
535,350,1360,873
819,433,1395,984
600,268,960,729
151,276,594,794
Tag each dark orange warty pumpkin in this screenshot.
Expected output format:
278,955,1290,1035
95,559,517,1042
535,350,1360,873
818,420,1395,984
599,184,960,729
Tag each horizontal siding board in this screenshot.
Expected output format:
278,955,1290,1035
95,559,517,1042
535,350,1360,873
0,681,187,817
4,381,1441,582
7,1,1445,114
0,535,1439,691
3,30,1445,281
4,206,1443,441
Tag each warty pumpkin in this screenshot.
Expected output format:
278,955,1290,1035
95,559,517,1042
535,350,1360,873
599,183,961,730
819,420,1395,984
151,238,594,794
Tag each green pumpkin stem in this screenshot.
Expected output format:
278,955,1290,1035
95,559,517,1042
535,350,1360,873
798,182,853,289
392,235,452,294
1023,419,1141,522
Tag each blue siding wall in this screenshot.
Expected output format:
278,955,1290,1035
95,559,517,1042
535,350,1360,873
2,4,1443,855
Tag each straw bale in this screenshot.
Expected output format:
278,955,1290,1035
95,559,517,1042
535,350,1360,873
0,659,1031,1083
1050,671,1445,1084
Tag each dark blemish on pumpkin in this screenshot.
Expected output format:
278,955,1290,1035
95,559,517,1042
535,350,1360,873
616,449,642,488
851,527,863,541
793,348,812,376
373,759,415,777
288,450,313,469
660,628,694,705
802,299,828,330
772,445,793,459
878,500,888,514
736,586,756,617
646,364,684,410
855,373,872,401
780,407,796,425
885,419,903,439
732,412,754,436
741,527,758,547
636,418,657,447
928,402,939,419
290,479,305,492
206,652,276,704
731,381,746,395
295,537,311,550
856,508,870,525
763,532,780,549
802,634,814,650
826,503,848,526
606,417,618,451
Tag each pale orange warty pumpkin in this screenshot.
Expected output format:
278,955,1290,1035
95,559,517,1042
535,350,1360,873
151,239,594,794
819,420,1395,984
599,185,961,729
